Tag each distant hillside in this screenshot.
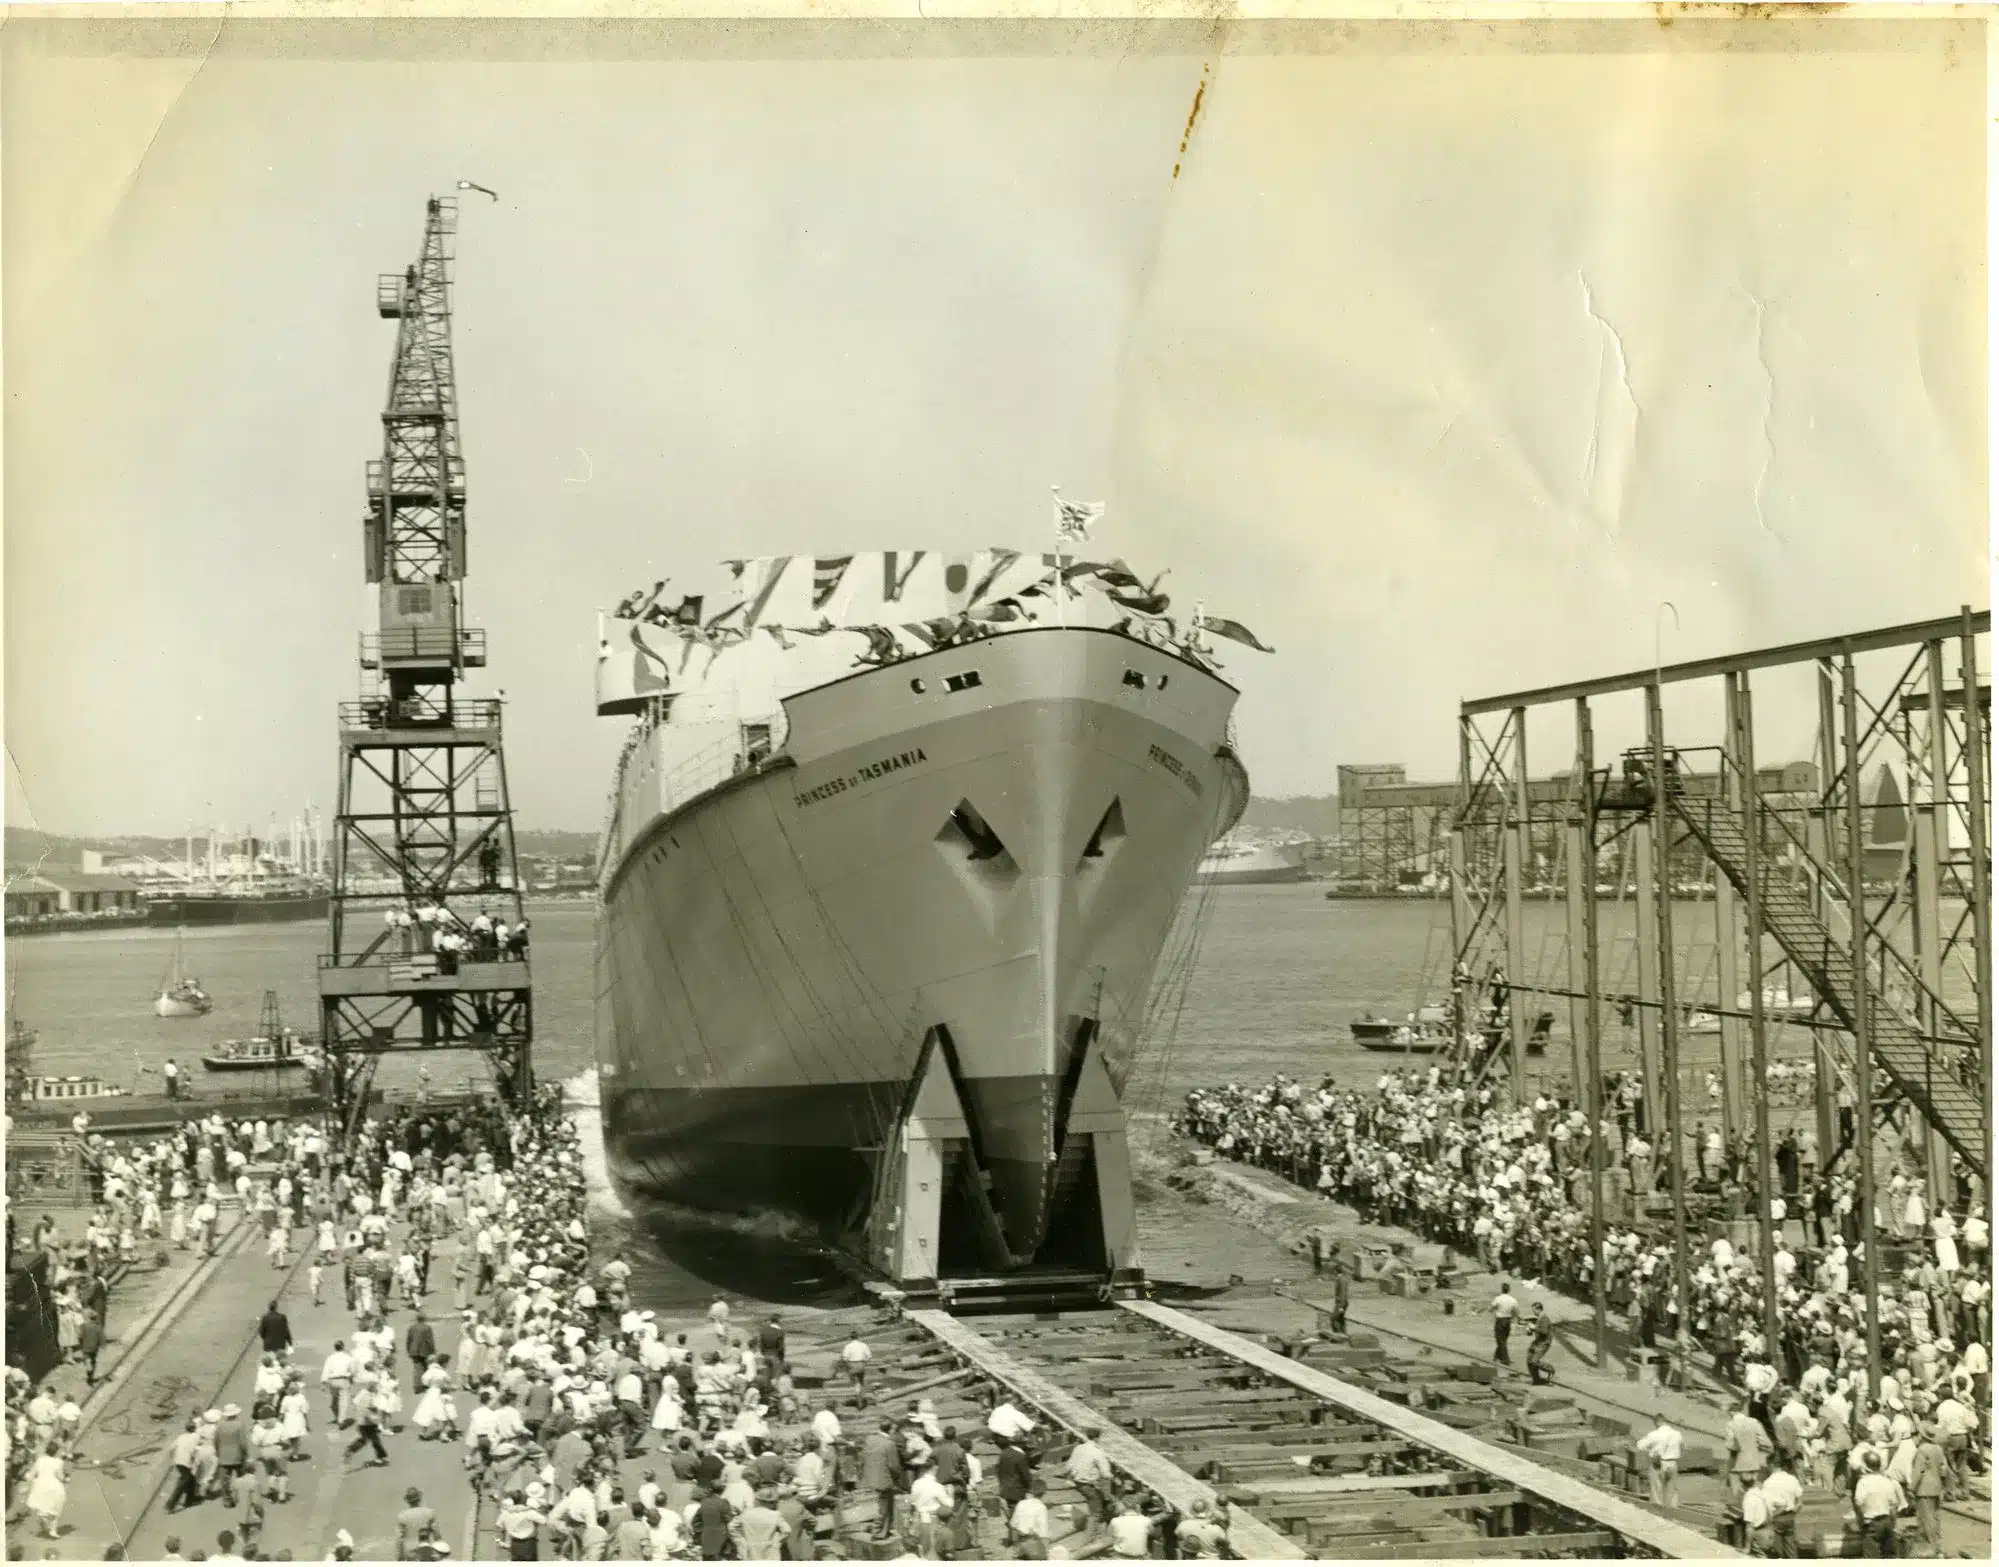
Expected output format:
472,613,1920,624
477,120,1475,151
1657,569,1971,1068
515,829,598,862
7,826,94,869
12,800,1339,870
1237,794,1339,838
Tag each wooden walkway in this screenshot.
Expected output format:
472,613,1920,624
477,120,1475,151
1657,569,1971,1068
1123,1299,1740,1560
909,1308,1298,1559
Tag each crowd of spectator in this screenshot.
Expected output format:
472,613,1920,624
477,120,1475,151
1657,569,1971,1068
1178,1067,1993,1546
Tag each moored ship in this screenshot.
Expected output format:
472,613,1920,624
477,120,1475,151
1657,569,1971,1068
1195,837,1311,885
593,549,1268,1279
145,880,330,926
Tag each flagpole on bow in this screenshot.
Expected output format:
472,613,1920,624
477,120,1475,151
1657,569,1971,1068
1051,485,1066,629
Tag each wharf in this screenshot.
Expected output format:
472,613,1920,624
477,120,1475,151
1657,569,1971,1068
889,1302,1734,1559
7,1088,356,1138
22,1098,1929,1564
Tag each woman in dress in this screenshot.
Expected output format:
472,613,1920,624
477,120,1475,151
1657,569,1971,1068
24,1440,68,1538
278,1379,312,1460
650,1377,684,1443
372,1359,404,1432
1931,1208,1961,1279
730,1391,768,1442
412,1357,458,1440
55,1292,82,1363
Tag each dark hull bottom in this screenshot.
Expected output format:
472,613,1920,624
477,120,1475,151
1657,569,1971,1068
147,896,330,926
602,1078,1105,1272
603,1080,895,1231
201,1059,311,1073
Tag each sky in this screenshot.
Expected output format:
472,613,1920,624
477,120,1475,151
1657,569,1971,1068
3,14,1988,838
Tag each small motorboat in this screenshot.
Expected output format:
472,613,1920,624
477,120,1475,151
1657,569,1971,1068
5,1015,132,1108
153,929,213,1017
1351,1004,1454,1053
202,991,320,1073
1684,987,1818,1034
202,1033,318,1073
1351,1003,1554,1057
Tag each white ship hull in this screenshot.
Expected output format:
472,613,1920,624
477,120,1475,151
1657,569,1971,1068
1196,841,1310,885
595,626,1246,1267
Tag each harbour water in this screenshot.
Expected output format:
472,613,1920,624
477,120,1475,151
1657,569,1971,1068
8,884,1849,1100
7,883,1915,1301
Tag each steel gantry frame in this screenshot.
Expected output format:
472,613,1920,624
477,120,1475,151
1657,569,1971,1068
319,195,533,1128
1443,609,1990,1388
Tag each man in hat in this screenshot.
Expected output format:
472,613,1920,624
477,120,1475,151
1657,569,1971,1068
1176,1497,1227,1558
406,1309,437,1380
1852,1449,1903,1558
212,1403,250,1494
609,1498,653,1561
257,1299,293,1358
860,1417,904,1541
1726,1402,1770,1504
165,1417,204,1513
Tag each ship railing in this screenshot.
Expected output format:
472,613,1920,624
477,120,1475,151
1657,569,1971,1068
339,696,503,733
606,709,790,860
359,627,487,668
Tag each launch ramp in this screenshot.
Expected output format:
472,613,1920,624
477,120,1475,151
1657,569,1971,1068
858,1022,1142,1306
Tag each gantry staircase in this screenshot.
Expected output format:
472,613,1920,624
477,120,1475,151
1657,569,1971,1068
1670,788,1987,1181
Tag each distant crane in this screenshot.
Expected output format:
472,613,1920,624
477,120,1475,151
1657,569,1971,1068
318,193,533,1133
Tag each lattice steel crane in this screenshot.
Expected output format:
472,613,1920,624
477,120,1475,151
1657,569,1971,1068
319,194,533,1130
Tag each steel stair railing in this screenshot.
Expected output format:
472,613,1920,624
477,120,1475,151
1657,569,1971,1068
1668,774,1985,1179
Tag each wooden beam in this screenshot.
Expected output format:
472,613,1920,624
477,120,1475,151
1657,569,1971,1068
1339,1529,1619,1558
1260,1488,1523,1524
1231,1470,1483,1499
1120,1301,1736,1560
906,1309,1297,1561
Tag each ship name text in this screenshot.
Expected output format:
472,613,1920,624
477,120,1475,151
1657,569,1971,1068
794,747,930,809
1147,743,1204,796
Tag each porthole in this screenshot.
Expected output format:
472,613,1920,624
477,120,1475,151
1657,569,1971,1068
1158,674,1170,690
910,679,926,694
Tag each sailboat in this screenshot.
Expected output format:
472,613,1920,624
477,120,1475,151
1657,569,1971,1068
153,929,213,1018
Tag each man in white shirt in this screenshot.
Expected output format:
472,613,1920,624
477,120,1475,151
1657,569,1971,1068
1635,1415,1683,1507
908,1461,952,1525
1739,1477,1772,1553
1490,1282,1520,1366
320,1341,355,1427
552,1479,599,1555
1107,1497,1154,1558
1852,1451,1903,1558
1933,1388,1978,1496
793,1444,830,1503
1759,1462,1803,1557
987,1399,1038,1444
1065,1426,1114,1524
810,1407,842,1448
840,1336,873,1396
1010,1481,1052,1554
